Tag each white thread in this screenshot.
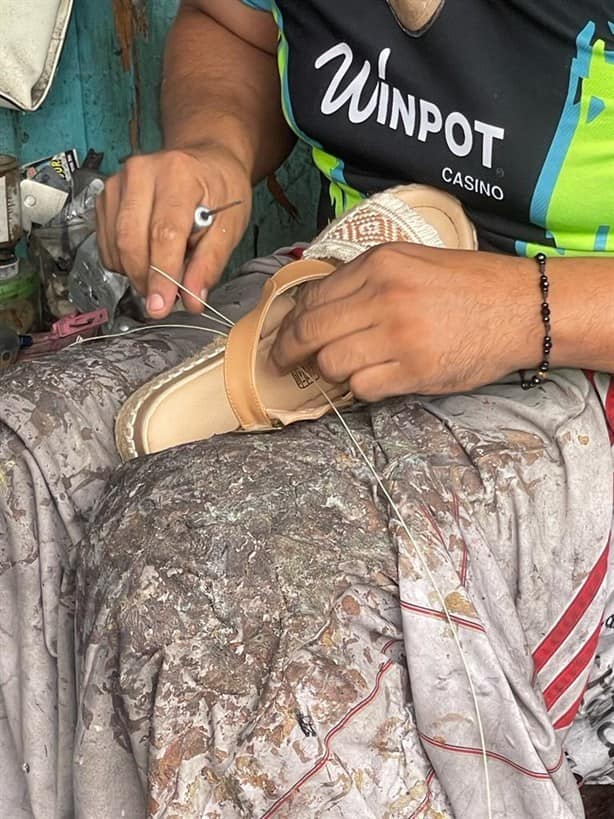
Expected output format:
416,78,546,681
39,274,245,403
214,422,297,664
68,324,227,347
149,265,235,328
308,373,492,819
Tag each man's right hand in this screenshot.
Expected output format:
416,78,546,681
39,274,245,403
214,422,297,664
96,0,292,317
96,143,252,317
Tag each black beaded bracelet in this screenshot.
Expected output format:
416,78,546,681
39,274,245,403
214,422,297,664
520,252,552,390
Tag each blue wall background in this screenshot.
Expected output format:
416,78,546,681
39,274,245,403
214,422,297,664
0,0,318,266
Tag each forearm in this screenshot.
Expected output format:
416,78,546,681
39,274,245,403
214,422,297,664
162,2,294,182
484,252,614,376
530,256,614,373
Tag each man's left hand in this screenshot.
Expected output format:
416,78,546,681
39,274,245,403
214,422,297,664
271,243,539,401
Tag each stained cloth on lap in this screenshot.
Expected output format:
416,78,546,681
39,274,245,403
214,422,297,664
74,371,611,818
0,274,269,819
0,269,613,817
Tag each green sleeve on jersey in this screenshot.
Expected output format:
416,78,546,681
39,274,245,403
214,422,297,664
239,0,272,10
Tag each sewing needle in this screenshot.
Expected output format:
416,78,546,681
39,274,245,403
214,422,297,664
192,200,243,232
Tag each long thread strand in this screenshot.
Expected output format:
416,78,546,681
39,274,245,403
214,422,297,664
69,323,227,347
149,265,235,328
308,374,493,819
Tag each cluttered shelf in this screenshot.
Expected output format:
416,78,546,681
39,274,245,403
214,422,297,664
0,148,123,367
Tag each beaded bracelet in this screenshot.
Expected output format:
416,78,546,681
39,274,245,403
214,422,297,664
520,252,552,390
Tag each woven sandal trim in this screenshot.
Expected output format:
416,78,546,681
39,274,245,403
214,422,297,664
303,190,444,264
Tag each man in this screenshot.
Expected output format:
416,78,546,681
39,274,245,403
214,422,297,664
1,2,612,816
97,0,614,400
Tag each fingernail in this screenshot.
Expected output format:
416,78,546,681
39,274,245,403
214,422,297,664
200,288,208,304
147,293,165,313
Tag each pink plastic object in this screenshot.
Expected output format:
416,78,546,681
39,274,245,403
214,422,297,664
19,309,108,358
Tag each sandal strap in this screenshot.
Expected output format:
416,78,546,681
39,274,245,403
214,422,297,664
224,259,336,430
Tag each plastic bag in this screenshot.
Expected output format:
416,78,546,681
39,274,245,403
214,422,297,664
29,177,103,319
68,233,129,324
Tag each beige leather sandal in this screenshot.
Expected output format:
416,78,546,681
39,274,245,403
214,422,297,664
115,184,477,460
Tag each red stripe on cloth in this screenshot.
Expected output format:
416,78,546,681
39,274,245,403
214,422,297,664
449,493,470,587
408,769,435,819
262,659,394,818
584,370,614,443
400,600,485,634
605,380,614,443
420,503,448,550
459,542,469,588
419,732,564,780
584,370,597,389
595,371,614,442
552,687,589,731
382,638,403,654
532,546,609,674
542,622,602,710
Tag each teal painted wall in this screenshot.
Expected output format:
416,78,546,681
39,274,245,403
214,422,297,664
0,0,318,267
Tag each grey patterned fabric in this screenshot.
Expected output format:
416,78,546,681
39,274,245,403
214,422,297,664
0,274,269,818
71,372,612,818
0,270,613,818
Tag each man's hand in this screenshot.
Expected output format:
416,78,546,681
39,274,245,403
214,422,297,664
271,243,540,400
95,0,292,318
96,144,252,317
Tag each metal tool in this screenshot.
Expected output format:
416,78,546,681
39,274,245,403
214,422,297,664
192,200,242,232
0,154,22,249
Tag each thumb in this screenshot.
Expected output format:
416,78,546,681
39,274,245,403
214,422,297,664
181,224,239,313
146,263,182,318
